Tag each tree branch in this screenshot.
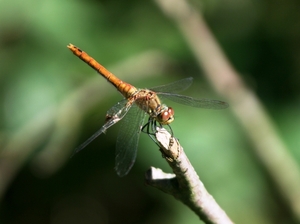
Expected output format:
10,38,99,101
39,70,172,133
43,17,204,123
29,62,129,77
145,128,234,224
154,0,300,221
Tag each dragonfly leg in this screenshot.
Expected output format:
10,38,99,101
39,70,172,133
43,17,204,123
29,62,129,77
141,118,176,160
141,118,161,147
165,124,174,137
141,118,150,134
141,117,173,136
141,117,156,135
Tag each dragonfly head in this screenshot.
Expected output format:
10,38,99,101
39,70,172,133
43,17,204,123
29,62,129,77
156,107,174,125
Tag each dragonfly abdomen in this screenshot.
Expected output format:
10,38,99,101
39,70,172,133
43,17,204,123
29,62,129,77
68,44,137,98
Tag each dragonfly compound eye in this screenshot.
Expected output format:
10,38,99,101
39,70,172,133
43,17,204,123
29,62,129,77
159,107,174,125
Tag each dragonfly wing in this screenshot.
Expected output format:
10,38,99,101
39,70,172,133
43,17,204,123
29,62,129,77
150,77,193,93
106,99,128,117
72,99,131,156
158,93,229,109
115,104,147,177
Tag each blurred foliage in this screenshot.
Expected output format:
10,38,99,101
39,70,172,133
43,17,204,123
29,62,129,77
1,0,300,223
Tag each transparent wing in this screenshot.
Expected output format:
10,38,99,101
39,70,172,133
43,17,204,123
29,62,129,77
115,104,147,177
158,93,229,109
149,77,193,93
106,99,128,117
72,99,130,156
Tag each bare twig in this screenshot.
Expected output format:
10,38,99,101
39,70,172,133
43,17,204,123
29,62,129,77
145,128,234,224
154,0,300,220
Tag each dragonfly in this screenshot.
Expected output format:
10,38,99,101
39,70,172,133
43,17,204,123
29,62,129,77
67,43,228,177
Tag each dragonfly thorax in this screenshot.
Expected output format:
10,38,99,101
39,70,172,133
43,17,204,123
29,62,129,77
155,106,174,125
134,89,174,125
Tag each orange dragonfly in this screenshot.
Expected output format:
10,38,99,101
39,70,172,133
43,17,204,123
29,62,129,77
67,44,228,176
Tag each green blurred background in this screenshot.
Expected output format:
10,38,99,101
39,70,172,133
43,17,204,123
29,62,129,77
1,0,300,223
